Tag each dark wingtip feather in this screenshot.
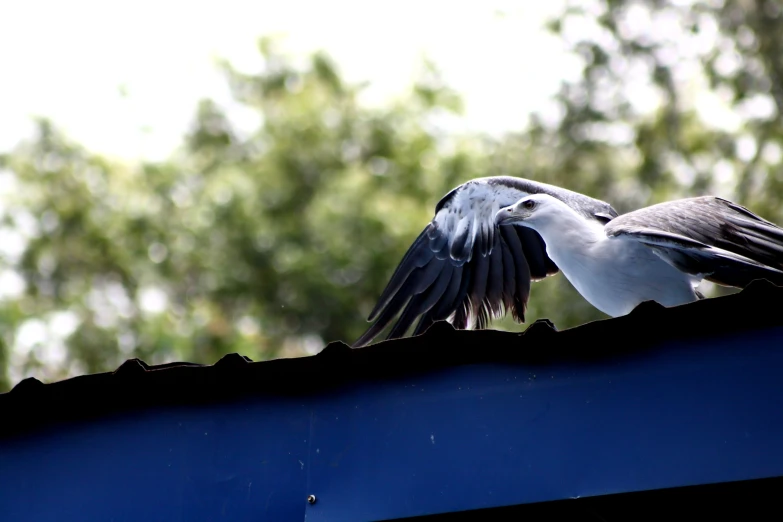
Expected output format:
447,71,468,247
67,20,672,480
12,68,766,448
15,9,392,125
465,248,490,323
500,225,532,322
516,227,557,280
484,233,505,318
356,259,443,347
385,265,454,340
367,226,434,321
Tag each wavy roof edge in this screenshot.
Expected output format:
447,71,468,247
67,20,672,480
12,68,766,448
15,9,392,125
2,279,783,438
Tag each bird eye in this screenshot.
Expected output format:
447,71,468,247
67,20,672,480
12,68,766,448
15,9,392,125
523,200,535,210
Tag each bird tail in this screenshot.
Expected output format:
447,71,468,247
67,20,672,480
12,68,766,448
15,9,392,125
704,203,783,288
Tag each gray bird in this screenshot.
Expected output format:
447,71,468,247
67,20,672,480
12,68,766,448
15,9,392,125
495,193,783,318
355,176,783,347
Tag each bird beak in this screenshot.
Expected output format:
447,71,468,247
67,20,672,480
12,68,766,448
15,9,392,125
495,203,529,226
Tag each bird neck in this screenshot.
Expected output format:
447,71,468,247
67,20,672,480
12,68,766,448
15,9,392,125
534,210,606,254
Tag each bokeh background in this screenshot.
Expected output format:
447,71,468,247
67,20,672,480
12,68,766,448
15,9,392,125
1,0,781,391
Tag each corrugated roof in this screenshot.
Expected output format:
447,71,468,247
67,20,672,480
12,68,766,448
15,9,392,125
2,279,783,441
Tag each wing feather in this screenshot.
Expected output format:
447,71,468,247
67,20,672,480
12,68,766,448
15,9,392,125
516,227,558,280
605,196,783,288
366,227,434,322
484,233,505,318
449,217,472,261
500,225,531,322
353,259,444,347
385,264,455,339
466,246,491,329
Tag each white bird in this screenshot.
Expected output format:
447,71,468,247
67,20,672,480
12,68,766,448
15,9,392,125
353,176,618,347
354,176,783,348
495,192,783,319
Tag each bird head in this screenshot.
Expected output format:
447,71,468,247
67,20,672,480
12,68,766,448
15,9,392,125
495,193,562,228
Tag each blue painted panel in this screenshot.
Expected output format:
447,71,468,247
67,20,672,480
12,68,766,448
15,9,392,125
0,398,311,522
2,327,783,522
304,327,783,521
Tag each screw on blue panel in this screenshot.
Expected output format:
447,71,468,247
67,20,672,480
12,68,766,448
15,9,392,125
307,495,317,505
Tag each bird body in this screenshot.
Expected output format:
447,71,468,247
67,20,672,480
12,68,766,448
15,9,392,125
497,193,783,318
499,194,701,317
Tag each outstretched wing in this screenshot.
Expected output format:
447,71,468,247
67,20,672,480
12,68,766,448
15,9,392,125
605,196,783,288
353,186,558,347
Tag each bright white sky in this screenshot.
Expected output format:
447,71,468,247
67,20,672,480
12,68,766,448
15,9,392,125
1,0,582,162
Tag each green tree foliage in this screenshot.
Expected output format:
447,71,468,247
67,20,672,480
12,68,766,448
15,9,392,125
1,2,782,391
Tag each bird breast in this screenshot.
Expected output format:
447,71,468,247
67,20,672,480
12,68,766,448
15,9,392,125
542,226,700,317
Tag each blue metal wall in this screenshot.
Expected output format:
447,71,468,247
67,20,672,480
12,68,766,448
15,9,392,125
2,326,783,521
